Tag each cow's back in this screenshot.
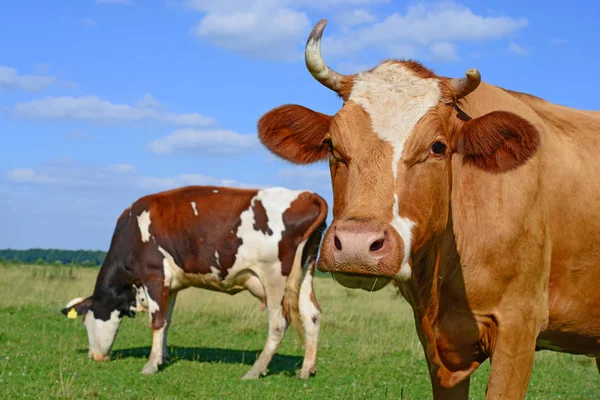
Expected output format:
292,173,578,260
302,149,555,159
127,186,323,290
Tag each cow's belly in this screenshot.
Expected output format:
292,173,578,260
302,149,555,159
539,260,600,356
536,331,600,356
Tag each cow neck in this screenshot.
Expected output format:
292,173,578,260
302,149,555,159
398,210,476,387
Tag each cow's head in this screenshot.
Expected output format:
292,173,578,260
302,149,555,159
61,287,137,361
259,19,540,291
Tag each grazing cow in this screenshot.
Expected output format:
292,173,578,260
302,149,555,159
61,186,327,379
258,18,600,399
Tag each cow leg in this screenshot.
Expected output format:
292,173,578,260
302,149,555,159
140,282,172,375
484,320,538,399
244,274,267,311
430,377,470,400
596,357,600,374
297,261,321,379
241,279,287,380
161,292,177,363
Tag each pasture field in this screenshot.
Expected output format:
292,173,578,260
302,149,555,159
0,264,598,399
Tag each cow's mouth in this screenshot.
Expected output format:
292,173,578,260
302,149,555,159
330,272,392,292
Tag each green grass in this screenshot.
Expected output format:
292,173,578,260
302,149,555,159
0,264,598,399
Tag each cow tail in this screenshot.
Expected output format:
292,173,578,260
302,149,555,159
282,193,328,347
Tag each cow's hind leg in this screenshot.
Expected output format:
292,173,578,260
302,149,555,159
141,281,176,375
297,261,321,379
241,277,287,380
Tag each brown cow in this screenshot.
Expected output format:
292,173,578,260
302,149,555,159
61,186,327,379
258,18,600,399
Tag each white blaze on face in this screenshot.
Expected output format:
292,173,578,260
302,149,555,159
83,309,122,360
349,62,441,280
190,201,198,216
137,210,152,243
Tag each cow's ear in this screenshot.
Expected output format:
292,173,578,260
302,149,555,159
454,111,540,173
61,297,93,317
258,104,331,164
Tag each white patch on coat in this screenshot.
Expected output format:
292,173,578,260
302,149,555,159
137,210,152,243
190,201,198,216
227,188,303,280
142,286,160,317
134,285,148,312
213,189,219,193
65,297,84,309
350,62,439,279
83,309,122,358
392,195,415,281
157,246,177,288
148,188,305,296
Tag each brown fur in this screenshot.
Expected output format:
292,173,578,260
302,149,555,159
454,111,540,173
258,105,331,164
258,55,600,398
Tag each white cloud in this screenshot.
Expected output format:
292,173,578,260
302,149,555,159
65,130,93,141
349,3,526,60
6,160,254,192
6,168,59,184
195,8,309,61
81,18,98,27
96,0,132,5
187,1,527,63
338,9,378,28
184,0,388,12
277,167,331,192
148,128,257,155
13,95,215,126
429,42,460,62
136,93,162,109
104,164,136,174
551,37,568,45
0,66,55,91
507,41,529,55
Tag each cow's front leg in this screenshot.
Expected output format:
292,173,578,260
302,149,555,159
484,317,540,399
140,282,173,375
431,377,470,400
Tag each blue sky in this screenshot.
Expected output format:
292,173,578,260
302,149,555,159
1,0,598,250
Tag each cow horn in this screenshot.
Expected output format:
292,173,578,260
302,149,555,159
305,18,346,92
450,68,481,99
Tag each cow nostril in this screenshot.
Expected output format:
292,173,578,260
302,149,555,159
370,238,385,252
334,235,342,251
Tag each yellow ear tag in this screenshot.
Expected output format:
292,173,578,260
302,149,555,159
67,308,78,319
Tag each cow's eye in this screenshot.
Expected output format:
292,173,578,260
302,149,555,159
326,140,344,162
430,141,447,155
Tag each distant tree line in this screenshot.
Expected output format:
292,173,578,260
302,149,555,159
0,248,106,267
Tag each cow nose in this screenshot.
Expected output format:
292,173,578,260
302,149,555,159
332,222,392,266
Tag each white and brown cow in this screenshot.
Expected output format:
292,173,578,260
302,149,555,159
258,19,600,399
62,186,327,379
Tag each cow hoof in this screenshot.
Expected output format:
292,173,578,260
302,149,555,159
141,363,159,375
241,370,264,380
297,367,317,380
